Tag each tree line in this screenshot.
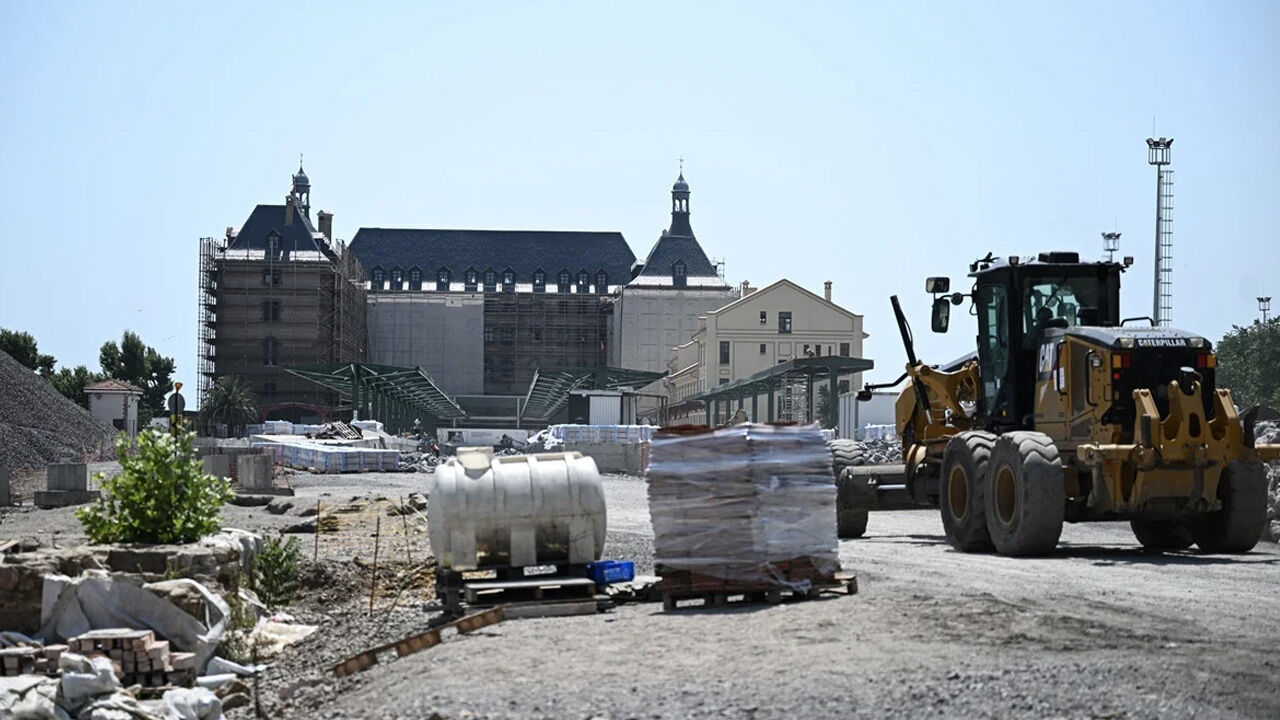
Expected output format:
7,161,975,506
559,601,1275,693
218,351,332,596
0,327,176,423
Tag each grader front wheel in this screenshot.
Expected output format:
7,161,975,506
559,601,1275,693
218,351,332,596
1130,519,1194,551
1191,461,1267,554
984,432,1064,556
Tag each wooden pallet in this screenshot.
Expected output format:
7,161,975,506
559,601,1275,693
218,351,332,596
332,607,504,678
659,571,857,612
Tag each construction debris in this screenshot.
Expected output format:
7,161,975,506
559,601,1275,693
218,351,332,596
0,350,116,472
1260,421,1280,542
332,606,504,678
306,421,363,440
648,423,845,609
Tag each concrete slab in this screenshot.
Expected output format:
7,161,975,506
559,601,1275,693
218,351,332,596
47,463,88,491
202,455,232,479
236,454,273,490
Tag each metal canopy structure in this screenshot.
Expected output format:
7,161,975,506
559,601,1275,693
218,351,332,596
285,363,466,433
520,366,667,421
685,356,874,428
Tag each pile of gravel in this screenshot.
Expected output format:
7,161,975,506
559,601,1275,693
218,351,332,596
0,349,117,471
1258,421,1280,543
854,436,904,465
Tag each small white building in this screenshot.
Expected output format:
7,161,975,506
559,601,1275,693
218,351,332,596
87,379,144,437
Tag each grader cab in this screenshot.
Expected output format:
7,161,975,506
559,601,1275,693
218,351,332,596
844,250,1279,555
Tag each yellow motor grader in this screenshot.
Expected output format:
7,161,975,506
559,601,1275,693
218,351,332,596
844,250,1279,555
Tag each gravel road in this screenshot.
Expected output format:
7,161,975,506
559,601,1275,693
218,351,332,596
5,470,1277,719
318,474,1280,720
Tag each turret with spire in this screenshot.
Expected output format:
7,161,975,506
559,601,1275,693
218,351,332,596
669,164,693,237
291,156,311,216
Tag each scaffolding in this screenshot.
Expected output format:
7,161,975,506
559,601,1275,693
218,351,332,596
483,292,610,395
197,224,368,422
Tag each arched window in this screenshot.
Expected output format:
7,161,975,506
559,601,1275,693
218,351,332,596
595,270,608,292
557,270,571,293
436,268,450,292
673,261,687,287
502,270,515,292
391,267,403,291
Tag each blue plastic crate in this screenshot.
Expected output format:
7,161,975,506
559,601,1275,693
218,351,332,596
587,560,635,585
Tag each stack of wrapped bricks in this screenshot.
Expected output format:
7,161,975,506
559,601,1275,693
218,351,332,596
648,423,841,594
70,629,197,687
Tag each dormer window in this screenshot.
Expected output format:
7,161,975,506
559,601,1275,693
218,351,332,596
557,270,571,293
502,270,516,293
436,268,451,292
483,269,497,292
371,267,384,288
465,269,478,292
533,270,546,293
391,268,403,291
409,268,422,290
577,270,589,294
673,261,687,288
595,270,608,292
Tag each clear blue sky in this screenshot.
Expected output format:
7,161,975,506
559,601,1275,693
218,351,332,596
2,1,1277,389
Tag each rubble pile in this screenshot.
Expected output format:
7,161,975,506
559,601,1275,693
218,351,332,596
1258,421,1280,543
0,349,117,471
397,451,439,472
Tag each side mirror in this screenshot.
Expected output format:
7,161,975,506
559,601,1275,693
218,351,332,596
931,297,951,333
926,277,951,294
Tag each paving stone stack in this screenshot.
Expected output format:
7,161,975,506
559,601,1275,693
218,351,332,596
647,423,841,593
0,644,66,676
70,629,196,687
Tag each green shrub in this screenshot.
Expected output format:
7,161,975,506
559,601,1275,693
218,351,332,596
218,590,260,664
77,427,234,544
253,536,303,608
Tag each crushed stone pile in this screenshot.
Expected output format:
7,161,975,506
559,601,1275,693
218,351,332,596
1258,421,1280,543
852,437,904,465
0,349,117,471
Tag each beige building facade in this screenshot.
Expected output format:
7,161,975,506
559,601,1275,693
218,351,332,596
666,279,867,423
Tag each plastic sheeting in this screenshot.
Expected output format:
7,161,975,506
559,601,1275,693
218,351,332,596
647,423,840,590
37,575,229,673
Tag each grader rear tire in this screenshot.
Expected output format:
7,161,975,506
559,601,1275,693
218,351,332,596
984,432,1064,556
828,438,865,476
836,467,871,539
1130,519,1194,551
1191,461,1267,554
939,431,997,552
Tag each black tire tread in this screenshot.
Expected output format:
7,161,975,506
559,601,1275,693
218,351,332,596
1130,519,1194,550
985,431,1064,556
1191,461,1266,554
940,431,998,552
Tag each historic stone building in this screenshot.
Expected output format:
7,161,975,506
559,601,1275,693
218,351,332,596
349,229,636,398
198,166,366,422
609,173,739,374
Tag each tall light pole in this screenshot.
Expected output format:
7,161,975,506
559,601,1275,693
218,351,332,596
1102,232,1121,263
1146,137,1174,326
1261,297,1272,322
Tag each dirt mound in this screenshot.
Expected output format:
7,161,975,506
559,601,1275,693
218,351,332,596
0,349,116,470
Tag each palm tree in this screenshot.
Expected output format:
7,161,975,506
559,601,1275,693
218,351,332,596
201,375,259,437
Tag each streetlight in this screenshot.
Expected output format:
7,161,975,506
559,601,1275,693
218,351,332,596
1260,297,1272,322
1102,232,1121,263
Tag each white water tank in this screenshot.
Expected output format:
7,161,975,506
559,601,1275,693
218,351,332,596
427,447,607,570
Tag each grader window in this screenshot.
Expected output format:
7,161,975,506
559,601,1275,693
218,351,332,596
1022,276,1102,347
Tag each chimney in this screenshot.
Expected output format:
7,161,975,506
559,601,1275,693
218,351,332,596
824,281,832,302
740,280,750,297
318,210,334,241
284,195,295,226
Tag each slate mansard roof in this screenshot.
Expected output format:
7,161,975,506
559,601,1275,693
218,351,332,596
227,204,324,254
347,228,637,284
630,232,724,286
